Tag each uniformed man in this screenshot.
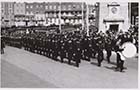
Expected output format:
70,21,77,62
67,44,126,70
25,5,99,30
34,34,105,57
73,38,82,67
47,37,51,58
67,38,74,64
96,36,104,67
60,36,66,63
114,39,125,72
52,36,58,60
1,36,5,54
105,35,112,63
82,36,89,60
91,33,98,58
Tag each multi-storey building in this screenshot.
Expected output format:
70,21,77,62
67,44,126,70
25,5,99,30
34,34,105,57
44,2,97,30
61,2,86,25
25,2,46,26
1,2,98,29
88,4,96,25
14,2,26,26
129,3,139,25
33,2,46,26
1,2,14,27
45,2,60,26
99,2,130,32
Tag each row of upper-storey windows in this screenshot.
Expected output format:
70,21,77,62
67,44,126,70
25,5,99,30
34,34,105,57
26,5,44,9
25,5,81,9
1,3,81,10
1,9,13,14
15,4,24,7
1,3,13,8
26,5,58,9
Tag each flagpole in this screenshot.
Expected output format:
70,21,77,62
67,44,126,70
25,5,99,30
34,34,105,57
59,2,61,33
86,3,89,36
82,2,84,31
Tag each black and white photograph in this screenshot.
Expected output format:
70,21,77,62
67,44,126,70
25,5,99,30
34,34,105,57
0,0,139,88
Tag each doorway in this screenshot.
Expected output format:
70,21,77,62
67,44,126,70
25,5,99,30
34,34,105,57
109,24,119,33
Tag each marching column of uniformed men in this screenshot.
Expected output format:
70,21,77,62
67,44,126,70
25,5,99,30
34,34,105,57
20,31,110,67
22,32,84,67
2,28,138,69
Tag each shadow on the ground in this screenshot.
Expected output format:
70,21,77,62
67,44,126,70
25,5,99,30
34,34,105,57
104,66,116,70
104,66,127,71
90,62,98,66
108,61,116,65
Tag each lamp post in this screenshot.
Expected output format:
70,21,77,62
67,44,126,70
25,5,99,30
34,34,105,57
95,2,99,30
86,3,89,36
82,2,84,31
59,2,61,33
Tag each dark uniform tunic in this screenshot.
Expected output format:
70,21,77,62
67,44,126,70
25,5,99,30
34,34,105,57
96,37,104,67
115,45,125,72
60,38,66,62
105,36,112,63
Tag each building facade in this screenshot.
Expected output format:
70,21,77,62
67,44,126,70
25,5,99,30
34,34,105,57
14,2,26,26
1,2,98,29
61,2,84,25
129,3,139,25
25,2,46,26
45,2,60,26
44,2,87,26
99,2,130,33
1,2,14,27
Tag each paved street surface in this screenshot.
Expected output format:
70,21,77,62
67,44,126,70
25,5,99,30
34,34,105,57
1,46,138,88
1,60,57,88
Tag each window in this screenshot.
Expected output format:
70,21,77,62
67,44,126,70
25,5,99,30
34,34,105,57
40,5,43,8
26,5,29,8
30,12,33,15
36,5,38,8
49,13,52,17
17,10,19,13
73,5,76,9
68,5,71,8
54,5,56,9
30,5,33,8
16,4,18,7
9,4,11,8
26,11,29,15
68,5,71,10
77,5,81,9
41,17,43,20
36,17,39,20
9,9,12,13
46,6,48,9
62,5,66,10
10,3,12,8
50,5,52,9
54,13,56,17
1,3,3,8
1,10,3,13
46,13,48,17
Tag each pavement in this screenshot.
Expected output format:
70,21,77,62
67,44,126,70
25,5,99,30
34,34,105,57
1,60,57,88
1,46,138,88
